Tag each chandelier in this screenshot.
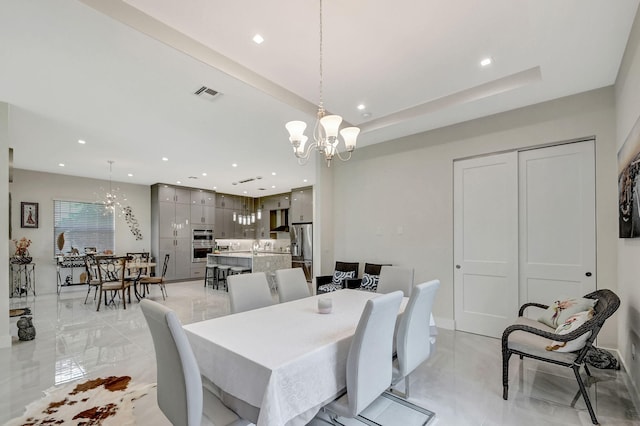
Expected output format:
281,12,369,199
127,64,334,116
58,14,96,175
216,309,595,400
99,160,126,216
285,0,359,167
233,196,256,226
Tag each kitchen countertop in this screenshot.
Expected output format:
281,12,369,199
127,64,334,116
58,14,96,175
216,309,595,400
213,251,291,258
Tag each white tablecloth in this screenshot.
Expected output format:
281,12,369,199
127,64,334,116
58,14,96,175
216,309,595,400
183,289,434,426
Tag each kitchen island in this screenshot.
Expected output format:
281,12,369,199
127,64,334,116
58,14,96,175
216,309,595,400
209,252,292,276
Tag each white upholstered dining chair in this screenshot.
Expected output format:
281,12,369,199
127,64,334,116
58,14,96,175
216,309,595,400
377,266,414,297
140,299,250,426
392,279,440,398
324,291,403,421
227,272,274,314
275,268,311,303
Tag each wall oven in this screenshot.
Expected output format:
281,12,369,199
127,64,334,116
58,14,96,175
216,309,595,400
192,229,214,263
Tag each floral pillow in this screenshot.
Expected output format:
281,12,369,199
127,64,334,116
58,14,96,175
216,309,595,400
331,270,356,288
538,297,597,328
360,272,380,292
546,309,594,352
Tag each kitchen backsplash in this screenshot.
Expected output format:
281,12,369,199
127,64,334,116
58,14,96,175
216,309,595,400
216,238,291,252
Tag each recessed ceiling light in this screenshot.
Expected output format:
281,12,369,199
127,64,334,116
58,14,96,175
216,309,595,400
357,104,366,110
176,180,182,184
271,185,276,189
243,191,248,194
202,172,207,176
232,163,238,168
78,139,86,144
253,34,264,44
303,179,308,183
213,186,217,190
271,172,276,176
128,173,133,177
162,157,169,161
58,163,65,167
480,57,492,67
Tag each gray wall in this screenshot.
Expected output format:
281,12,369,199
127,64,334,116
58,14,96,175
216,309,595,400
330,87,618,346
9,169,151,295
1,103,9,347
615,3,640,400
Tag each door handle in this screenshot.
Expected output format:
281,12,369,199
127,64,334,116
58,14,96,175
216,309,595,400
585,272,592,277
455,264,461,269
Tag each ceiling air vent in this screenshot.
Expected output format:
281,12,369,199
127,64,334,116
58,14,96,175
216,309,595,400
194,86,221,101
238,177,255,184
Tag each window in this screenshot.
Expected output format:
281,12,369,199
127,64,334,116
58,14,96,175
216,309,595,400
53,200,115,254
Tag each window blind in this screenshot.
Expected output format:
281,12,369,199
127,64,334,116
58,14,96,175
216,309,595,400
53,200,115,254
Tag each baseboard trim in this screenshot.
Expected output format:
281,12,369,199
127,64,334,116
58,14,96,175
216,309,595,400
434,316,455,330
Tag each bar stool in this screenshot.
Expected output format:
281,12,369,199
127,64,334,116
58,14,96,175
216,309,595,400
215,265,231,290
204,264,218,288
228,266,251,276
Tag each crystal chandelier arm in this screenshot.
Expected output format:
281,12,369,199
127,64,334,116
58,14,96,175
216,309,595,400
334,149,353,162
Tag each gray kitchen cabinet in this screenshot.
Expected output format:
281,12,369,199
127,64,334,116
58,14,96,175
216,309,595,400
215,207,234,238
272,193,290,209
158,184,191,204
159,237,191,280
191,189,215,206
158,201,190,238
190,189,216,225
152,184,195,281
290,186,313,223
190,264,206,279
216,193,239,210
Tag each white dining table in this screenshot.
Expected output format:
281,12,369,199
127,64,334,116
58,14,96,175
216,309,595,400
183,289,435,426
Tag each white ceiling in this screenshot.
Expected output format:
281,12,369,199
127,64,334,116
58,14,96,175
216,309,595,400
1,0,638,196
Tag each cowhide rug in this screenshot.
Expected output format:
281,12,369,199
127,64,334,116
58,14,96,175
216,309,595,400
5,376,155,426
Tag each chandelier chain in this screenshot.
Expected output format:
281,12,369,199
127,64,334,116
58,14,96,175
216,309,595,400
284,0,359,167
318,0,323,113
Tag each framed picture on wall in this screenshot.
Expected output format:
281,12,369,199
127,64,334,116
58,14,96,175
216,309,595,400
21,202,38,228
618,114,640,238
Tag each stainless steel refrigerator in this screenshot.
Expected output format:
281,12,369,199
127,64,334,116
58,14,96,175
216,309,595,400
290,223,313,282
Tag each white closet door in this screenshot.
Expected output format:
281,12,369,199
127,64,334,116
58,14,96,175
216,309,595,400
454,152,519,338
518,140,596,307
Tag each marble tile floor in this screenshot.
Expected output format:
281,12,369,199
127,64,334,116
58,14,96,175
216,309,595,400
2,280,639,425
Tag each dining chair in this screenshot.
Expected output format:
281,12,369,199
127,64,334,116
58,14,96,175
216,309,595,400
126,251,151,279
227,272,274,314
275,267,311,303
502,289,620,425
392,279,440,398
345,262,391,291
140,299,250,426
377,266,415,297
83,254,101,304
324,291,403,421
96,257,131,311
316,261,359,294
139,254,169,300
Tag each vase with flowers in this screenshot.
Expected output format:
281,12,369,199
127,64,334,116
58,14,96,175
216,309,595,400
11,237,32,264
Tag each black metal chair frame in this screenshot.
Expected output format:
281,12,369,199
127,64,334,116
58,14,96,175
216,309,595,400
139,253,170,300
501,289,620,425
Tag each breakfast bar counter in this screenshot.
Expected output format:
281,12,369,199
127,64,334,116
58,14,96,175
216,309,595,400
210,252,292,275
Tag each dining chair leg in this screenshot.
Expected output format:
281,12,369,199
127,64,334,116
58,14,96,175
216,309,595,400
96,289,102,312
84,286,91,304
